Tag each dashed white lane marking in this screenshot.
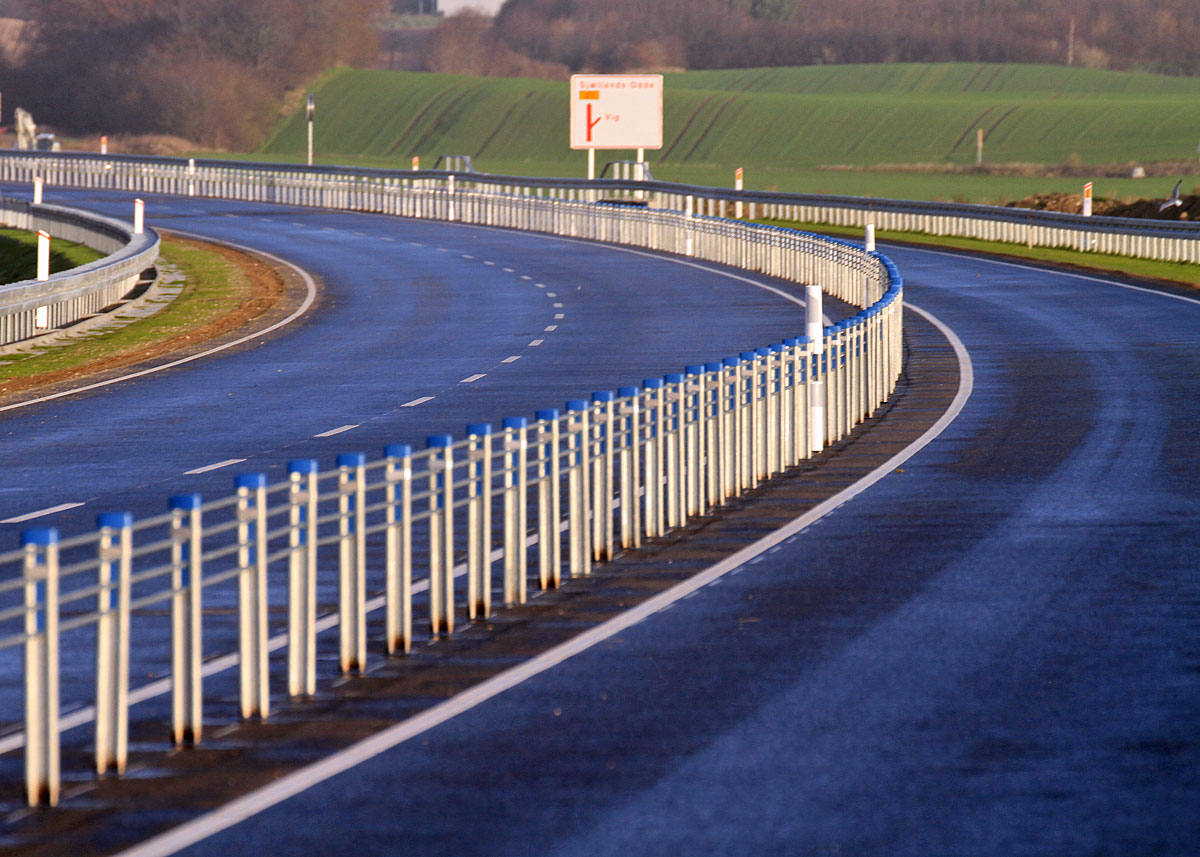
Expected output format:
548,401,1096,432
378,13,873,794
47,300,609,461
185,459,247,476
546,292,557,297
483,261,495,266
502,356,521,363
536,283,546,288
2,502,86,524
409,242,423,247
382,237,395,242
552,302,563,308
402,396,435,407
460,374,486,383
290,223,304,228
554,313,565,320
521,275,532,281
544,325,558,331
314,425,359,438
462,254,474,259
529,339,544,347
504,267,515,273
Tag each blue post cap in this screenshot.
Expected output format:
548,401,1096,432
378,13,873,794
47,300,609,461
706,362,724,373
824,325,836,336
384,443,412,459
686,364,705,375
796,335,811,345
427,434,454,449
618,386,640,398
503,416,528,430
170,493,203,511
535,408,560,421
643,377,664,389
722,357,741,368
755,346,771,357
22,527,59,547
567,399,590,412
336,453,367,469
466,423,492,437
592,391,615,403
783,337,800,347
769,343,785,353
236,472,268,490
665,372,684,384
740,351,757,362
289,458,319,475
97,512,133,530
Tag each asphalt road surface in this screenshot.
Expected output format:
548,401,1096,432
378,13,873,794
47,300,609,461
3,188,1198,856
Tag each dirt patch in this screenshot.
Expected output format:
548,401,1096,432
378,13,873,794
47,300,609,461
1004,191,1199,220
0,234,313,406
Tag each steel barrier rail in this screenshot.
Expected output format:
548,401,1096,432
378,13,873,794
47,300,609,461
0,154,903,808
0,196,159,346
1,149,1197,263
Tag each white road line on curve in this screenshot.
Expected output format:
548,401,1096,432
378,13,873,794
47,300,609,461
552,303,563,308
185,459,247,476
314,425,359,438
529,339,544,347
544,325,557,331
554,313,565,320
502,356,521,363
1,502,86,524
402,396,435,407
459,374,486,383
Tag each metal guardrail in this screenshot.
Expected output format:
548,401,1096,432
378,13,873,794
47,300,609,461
0,154,904,808
1,149,1196,262
0,195,159,346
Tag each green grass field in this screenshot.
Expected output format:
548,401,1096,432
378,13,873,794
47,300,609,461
249,63,1200,202
0,229,104,284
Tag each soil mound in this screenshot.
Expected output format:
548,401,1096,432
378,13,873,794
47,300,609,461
1006,191,1198,221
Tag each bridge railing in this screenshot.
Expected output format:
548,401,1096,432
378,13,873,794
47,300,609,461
0,151,902,808
0,196,159,346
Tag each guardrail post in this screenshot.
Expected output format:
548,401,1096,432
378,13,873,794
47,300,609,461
534,410,561,589
169,494,203,746
590,393,615,562
643,378,666,537
685,195,695,257
384,445,413,655
427,435,455,635
684,366,706,518
235,473,270,719
664,374,686,528
287,460,318,695
865,223,875,252
466,424,493,618
33,176,43,205
767,345,784,477
337,453,367,672
133,198,144,235
23,527,59,807
36,230,50,283
95,512,132,777
617,387,641,549
566,400,592,577
806,285,826,453
502,417,529,604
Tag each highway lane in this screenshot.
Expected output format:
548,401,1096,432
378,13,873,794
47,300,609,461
0,188,821,535
0,187,838,734
151,243,1200,856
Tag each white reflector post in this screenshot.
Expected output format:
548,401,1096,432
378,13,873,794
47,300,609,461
133,199,144,235
806,284,825,453
33,176,43,205
865,223,876,253
36,230,50,281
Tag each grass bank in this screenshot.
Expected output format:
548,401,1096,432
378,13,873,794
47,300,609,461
0,236,287,397
0,229,104,283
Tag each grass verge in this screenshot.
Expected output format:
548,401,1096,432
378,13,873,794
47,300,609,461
760,218,1200,289
0,228,105,283
0,235,287,396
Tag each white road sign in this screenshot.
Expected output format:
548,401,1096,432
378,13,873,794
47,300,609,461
570,74,663,150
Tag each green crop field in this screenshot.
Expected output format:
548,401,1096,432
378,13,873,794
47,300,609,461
252,63,1200,203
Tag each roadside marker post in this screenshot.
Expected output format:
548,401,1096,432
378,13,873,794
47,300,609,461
1083,181,1093,217
36,230,50,282
306,94,315,167
133,199,144,235
865,223,876,253
735,168,744,219
806,285,825,453
33,175,43,205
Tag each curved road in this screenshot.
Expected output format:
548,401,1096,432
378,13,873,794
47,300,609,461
3,188,1198,856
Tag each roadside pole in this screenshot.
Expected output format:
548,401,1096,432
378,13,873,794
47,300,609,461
306,94,315,167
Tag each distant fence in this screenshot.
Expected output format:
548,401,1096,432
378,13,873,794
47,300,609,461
1,150,1196,262
0,151,907,808
0,195,159,346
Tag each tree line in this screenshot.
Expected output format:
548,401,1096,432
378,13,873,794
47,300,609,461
2,0,383,150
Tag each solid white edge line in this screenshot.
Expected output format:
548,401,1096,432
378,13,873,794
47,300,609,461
184,459,246,476
0,231,319,415
111,299,973,857
1,502,86,524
